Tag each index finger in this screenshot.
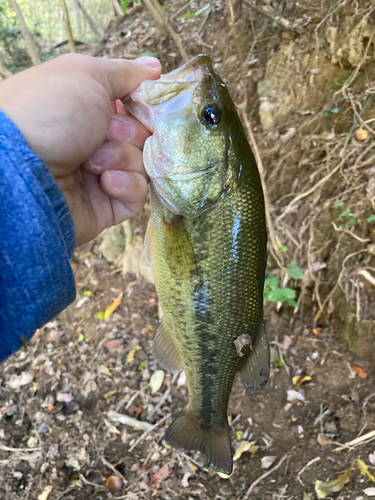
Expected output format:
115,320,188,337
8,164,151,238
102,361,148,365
96,56,161,101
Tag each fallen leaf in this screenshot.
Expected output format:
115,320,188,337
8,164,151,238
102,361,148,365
293,375,312,389
104,294,123,319
150,464,169,488
181,471,192,487
317,433,332,445
313,327,323,335
287,389,305,404
27,436,36,447
261,456,277,469
315,467,352,498
99,365,112,378
106,339,124,351
127,345,140,363
364,487,375,496
104,389,117,399
96,311,105,320
125,494,139,500
351,364,367,379
355,128,369,141
7,372,34,389
38,485,53,500
149,370,165,394
303,493,313,500
369,453,375,466
233,441,256,461
357,459,375,481
282,335,292,350
236,430,243,440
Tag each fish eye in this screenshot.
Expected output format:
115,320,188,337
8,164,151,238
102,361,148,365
200,104,221,127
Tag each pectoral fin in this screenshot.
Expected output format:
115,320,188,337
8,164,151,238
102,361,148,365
238,324,270,394
162,216,196,280
152,321,183,373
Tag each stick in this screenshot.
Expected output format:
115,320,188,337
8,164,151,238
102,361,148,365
101,457,127,483
245,454,288,497
128,413,170,452
296,456,320,486
107,410,153,431
345,429,375,447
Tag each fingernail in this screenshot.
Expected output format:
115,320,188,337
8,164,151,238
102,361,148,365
135,56,161,69
107,170,130,190
90,144,116,167
107,116,135,142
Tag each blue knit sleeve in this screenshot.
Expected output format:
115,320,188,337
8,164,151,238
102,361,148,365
0,111,76,362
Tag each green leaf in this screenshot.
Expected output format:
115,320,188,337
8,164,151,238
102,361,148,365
182,12,196,18
287,262,304,279
346,217,357,228
266,275,279,290
77,333,84,343
268,288,286,302
333,201,345,208
367,214,375,223
120,0,130,15
96,311,105,320
281,288,296,300
137,51,158,58
286,298,298,307
83,290,92,296
27,436,35,447
338,208,353,219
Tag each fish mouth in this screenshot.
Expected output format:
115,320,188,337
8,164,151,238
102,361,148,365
123,55,213,132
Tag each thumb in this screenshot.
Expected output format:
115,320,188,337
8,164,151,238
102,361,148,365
96,56,161,101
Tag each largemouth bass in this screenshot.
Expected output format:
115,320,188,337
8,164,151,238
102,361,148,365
125,55,269,475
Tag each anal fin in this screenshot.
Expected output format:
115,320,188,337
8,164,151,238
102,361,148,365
165,406,233,475
152,321,183,373
239,324,270,394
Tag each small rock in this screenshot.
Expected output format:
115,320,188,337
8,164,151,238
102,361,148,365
65,400,80,414
261,456,277,469
38,422,50,434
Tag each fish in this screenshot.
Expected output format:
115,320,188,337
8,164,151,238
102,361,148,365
124,55,269,476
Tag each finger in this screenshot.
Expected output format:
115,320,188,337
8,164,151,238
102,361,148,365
106,114,151,147
82,141,148,180
101,170,148,224
96,56,161,101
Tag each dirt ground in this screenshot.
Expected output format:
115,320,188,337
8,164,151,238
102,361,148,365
1,1,375,499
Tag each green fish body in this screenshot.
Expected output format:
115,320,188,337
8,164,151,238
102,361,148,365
125,55,269,475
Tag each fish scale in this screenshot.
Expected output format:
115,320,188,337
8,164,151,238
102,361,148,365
125,55,270,475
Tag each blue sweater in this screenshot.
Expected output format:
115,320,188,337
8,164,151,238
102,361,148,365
0,111,76,362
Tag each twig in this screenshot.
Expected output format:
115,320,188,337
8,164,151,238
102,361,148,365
331,222,370,243
128,413,170,452
144,0,189,62
344,429,375,447
245,454,288,497
101,457,127,484
296,457,320,487
107,410,153,431
242,0,294,30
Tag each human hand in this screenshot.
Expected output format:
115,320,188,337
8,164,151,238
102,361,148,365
0,54,161,246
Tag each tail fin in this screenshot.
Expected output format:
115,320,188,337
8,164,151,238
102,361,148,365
165,407,233,475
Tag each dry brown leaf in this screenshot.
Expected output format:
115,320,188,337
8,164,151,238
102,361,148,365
99,365,112,378
150,464,169,489
317,433,332,445
351,364,367,379
313,327,323,335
